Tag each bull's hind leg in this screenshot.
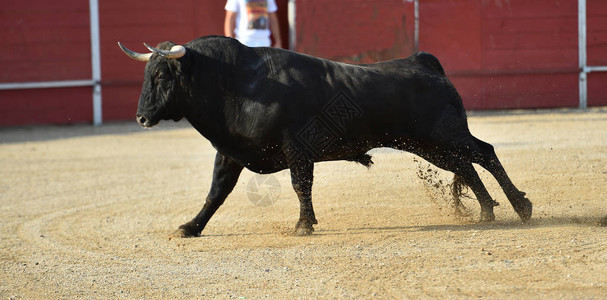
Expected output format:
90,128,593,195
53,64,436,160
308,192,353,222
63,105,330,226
289,161,317,236
176,152,243,238
418,104,530,221
441,160,499,221
452,162,500,221
412,148,499,222
469,137,532,221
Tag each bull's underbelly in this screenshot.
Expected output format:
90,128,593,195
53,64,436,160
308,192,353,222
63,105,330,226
223,134,398,174
210,86,450,173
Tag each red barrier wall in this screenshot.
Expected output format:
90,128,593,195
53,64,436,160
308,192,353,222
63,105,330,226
293,0,415,63
419,0,580,109
1,0,606,126
0,0,92,126
587,0,607,106
294,0,607,110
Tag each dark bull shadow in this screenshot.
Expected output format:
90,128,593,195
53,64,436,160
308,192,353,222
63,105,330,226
313,215,606,237
187,216,605,240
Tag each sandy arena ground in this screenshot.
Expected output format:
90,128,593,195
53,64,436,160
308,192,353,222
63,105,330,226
1,109,606,298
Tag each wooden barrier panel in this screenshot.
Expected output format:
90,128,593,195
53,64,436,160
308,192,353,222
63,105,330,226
0,0,605,126
0,1,92,126
294,0,415,63
418,0,579,109
587,0,607,106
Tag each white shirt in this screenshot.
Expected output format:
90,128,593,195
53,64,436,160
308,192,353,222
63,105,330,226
225,0,278,47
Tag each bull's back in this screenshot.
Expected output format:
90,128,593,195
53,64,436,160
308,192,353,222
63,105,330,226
363,52,445,75
268,51,463,153
226,47,465,168
321,53,460,138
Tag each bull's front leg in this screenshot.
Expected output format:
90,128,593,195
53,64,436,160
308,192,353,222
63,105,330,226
290,161,317,236
175,152,243,238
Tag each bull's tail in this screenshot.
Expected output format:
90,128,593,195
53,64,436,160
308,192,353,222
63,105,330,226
347,154,374,168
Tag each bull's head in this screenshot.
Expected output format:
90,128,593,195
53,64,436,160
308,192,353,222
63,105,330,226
118,41,188,128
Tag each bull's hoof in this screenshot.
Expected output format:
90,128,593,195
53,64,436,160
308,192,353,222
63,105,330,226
479,208,496,222
294,220,315,236
512,193,532,222
171,224,201,239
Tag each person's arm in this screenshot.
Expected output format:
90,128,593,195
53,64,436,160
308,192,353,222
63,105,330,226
224,10,236,38
269,12,282,48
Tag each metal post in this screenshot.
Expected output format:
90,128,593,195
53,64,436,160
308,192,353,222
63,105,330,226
578,0,587,109
89,0,103,125
406,0,419,52
577,0,607,109
288,0,296,50
0,80,95,90
414,0,419,52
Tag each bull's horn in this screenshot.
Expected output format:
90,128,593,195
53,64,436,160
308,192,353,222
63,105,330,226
143,43,186,59
117,42,152,62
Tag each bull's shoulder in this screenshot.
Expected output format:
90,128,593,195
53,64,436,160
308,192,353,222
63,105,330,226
409,51,446,76
360,52,445,77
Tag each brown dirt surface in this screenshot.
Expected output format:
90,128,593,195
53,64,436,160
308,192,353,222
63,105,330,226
1,109,606,298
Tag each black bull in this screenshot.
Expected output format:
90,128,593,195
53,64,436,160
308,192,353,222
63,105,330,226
119,36,531,237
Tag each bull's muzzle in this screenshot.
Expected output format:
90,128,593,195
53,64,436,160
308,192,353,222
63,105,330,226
136,114,153,128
